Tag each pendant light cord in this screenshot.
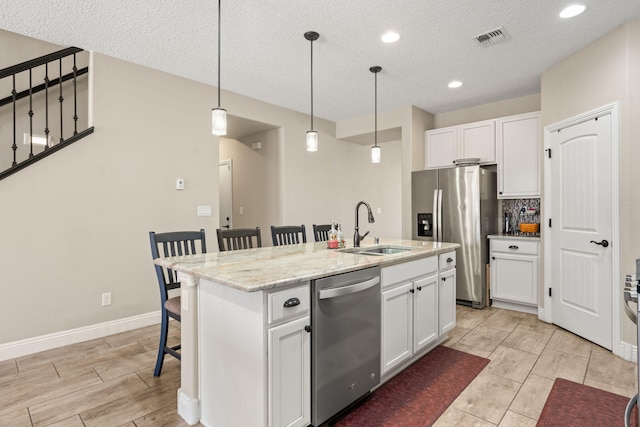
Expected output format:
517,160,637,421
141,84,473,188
374,71,377,147
217,0,221,108
310,37,314,130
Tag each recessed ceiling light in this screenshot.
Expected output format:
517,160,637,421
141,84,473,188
448,80,463,89
381,31,400,43
559,4,586,18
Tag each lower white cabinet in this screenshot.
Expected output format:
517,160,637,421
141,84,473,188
381,252,456,376
490,238,539,313
268,316,311,427
439,268,456,335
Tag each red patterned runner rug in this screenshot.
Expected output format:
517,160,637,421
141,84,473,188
537,377,637,427
332,345,490,427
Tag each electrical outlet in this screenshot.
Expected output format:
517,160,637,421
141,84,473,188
101,292,111,306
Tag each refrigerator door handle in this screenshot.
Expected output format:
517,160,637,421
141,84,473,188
437,189,443,242
432,189,439,241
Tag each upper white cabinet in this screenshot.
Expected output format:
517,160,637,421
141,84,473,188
425,120,495,169
496,112,541,198
425,127,458,169
459,120,496,164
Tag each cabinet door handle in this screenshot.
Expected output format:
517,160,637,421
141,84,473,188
441,277,446,282
283,297,300,308
446,257,453,263
492,256,495,260
304,325,312,333
417,286,422,291
409,288,415,294
508,245,519,250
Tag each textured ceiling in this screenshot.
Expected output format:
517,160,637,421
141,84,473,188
1,1,639,122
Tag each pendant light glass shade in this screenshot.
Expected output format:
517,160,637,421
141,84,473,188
371,145,381,163
212,107,227,135
305,31,320,152
370,66,382,163
306,130,318,152
211,0,227,136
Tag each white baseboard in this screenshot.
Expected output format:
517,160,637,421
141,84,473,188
0,311,161,362
618,340,638,363
491,299,538,315
178,388,201,425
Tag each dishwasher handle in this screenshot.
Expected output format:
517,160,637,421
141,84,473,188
318,276,380,300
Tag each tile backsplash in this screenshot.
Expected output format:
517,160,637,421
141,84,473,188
500,198,540,233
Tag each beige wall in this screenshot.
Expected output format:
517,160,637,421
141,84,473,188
433,94,541,128
219,128,282,245
337,105,433,239
0,52,218,343
541,19,640,344
0,33,408,344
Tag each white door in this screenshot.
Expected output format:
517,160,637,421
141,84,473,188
218,160,233,230
549,113,613,349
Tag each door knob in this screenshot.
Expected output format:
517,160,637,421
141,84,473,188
590,239,609,248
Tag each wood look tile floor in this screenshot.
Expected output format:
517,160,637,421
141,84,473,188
0,307,636,426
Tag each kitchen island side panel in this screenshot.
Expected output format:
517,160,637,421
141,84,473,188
199,279,267,427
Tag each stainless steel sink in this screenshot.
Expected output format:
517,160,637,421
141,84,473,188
340,245,413,256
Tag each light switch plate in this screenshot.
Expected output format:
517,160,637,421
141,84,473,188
197,205,212,216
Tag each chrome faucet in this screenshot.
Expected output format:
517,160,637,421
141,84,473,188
354,201,375,247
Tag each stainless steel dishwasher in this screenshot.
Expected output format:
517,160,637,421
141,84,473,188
311,266,381,426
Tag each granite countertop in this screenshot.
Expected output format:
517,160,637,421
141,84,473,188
488,233,541,241
154,239,460,292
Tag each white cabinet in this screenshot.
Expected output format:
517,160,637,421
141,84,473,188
438,253,456,335
425,127,458,169
381,253,456,376
490,238,539,314
268,316,311,427
496,112,541,198
381,281,414,372
414,274,439,352
459,120,496,163
425,120,495,169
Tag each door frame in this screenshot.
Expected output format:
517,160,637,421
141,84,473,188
219,159,233,230
542,102,622,357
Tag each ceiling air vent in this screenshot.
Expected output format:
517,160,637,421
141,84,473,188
473,26,509,47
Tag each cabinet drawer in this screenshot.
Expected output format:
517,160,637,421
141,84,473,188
439,251,456,270
382,256,438,288
268,284,310,324
491,239,539,256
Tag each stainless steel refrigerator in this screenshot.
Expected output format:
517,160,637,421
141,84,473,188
411,165,498,308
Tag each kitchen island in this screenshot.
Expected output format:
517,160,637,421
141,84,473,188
154,239,459,426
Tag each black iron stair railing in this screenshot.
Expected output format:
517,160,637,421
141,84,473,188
0,47,94,181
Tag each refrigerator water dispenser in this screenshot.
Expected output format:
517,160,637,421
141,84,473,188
417,213,433,237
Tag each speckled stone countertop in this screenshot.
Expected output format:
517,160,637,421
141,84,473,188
488,234,541,241
154,239,460,292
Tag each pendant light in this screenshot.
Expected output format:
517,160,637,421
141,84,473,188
211,0,227,136
370,66,382,163
305,31,319,152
